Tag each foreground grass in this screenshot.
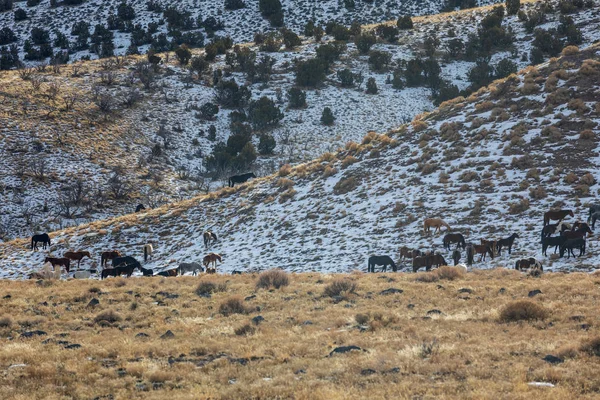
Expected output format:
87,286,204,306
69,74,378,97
0,269,599,399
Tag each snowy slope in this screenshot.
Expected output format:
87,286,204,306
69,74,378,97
0,0,504,64
0,42,599,279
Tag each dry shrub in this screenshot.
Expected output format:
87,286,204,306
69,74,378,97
509,198,530,214
561,45,579,56
498,300,548,322
580,173,595,185
421,163,437,175
521,81,540,95
439,122,461,142
277,178,294,189
196,281,216,296
19,316,46,328
147,370,173,383
470,117,485,129
415,272,439,282
511,155,533,169
345,141,359,152
279,188,297,203
319,152,335,162
323,279,357,298
278,164,292,177
439,172,450,184
341,155,358,169
362,131,379,144
475,101,494,112
580,337,600,357
460,170,479,182
322,165,338,178
234,324,256,336
392,202,407,214
411,120,428,132
333,175,359,195
568,98,590,114
369,312,399,331
547,87,571,106
529,186,547,200
541,126,562,142
526,168,540,180
436,266,464,280
219,296,248,316
580,129,595,140
355,313,369,325
575,184,590,196
564,172,578,184
256,269,289,290
556,344,580,359
579,60,600,77
0,315,13,328
545,74,558,92
94,310,122,326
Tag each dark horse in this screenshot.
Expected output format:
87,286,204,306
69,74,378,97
590,212,600,230
101,264,138,279
452,249,461,266
442,233,466,250
140,267,154,276
368,255,397,273
588,205,600,223
515,258,542,271
112,256,142,270
561,224,593,240
31,233,51,250
560,238,586,258
544,209,574,226
157,269,178,277
44,257,70,273
541,235,566,256
412,255,432,272
465,244,474,266
228,172,256,187
135,204,146,212
203,231,218,248
430,254,447,268
497,233,519,255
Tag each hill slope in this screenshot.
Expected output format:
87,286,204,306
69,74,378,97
1,0,599,243
1,42,599,278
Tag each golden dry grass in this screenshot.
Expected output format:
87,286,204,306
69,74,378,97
0,271,599,399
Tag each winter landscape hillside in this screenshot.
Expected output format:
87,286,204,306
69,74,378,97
0,40,599,278
0,0,598,243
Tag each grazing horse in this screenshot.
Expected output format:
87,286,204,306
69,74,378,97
561,224,593,240
101,264,138,279
157,269,178,277
44,257,70,273
112,256,142,271
64,251,91,269
443,233,466,250
430,254,447,269
465,244,474,266
423,218,451,235
178,262,204,276
228,172,256,187
560,238,586,258
588,205,600,223
31,233,51,250
367,255,397,273
544,209,574,226
135,204,146,213
203,231,218,249
412,255,432,272
541,235,567,256
452,249,461,266
203,253,222,270
143,244,153,262
399,246,414,260
101,250,121,267
515,258,543,272
497,233,519,255
473,244,494,261
590,212,600,230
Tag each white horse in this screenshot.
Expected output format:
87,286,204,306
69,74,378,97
143,244,154,262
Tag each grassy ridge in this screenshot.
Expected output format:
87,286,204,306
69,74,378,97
0,269,599,398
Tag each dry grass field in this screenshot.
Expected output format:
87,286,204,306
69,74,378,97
1,268,600,399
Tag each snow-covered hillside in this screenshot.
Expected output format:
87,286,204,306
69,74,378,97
0,0,599,243
1,42,599,279
0,0,503,64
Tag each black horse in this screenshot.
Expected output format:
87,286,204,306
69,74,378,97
135,204,146,213
442,233,466,250
588,205,600,223
541,236,566,256
368,255,397,273
560,238,586,258
591,212,600,230
228,172,256,187
31,233,51,250
112,256,142,270
101,264,138,279
452,249,461,266
497,233,519,255
465,244,474,266
140,267,154,276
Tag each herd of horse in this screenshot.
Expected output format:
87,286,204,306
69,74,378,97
29,230,223,280
369,206,597,274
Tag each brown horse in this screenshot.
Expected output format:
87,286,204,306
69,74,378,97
399,246,413,260
101,250,121,267
44,257,70,273
157,269,178,277
561,224,593,240
544,209,574,226
203,231,218,248
430,254,447,268
412,255,432,272
423,218,451,235
473,244,494,261
480,239,498,257
64,251,91,269
203,253,222,270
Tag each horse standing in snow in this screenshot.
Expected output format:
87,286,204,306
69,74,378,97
31,233,51,250
423,218,451,235
203,253,222,272
203,231,218,249
143,244,153,262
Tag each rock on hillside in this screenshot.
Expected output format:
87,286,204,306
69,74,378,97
0,43,599,278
